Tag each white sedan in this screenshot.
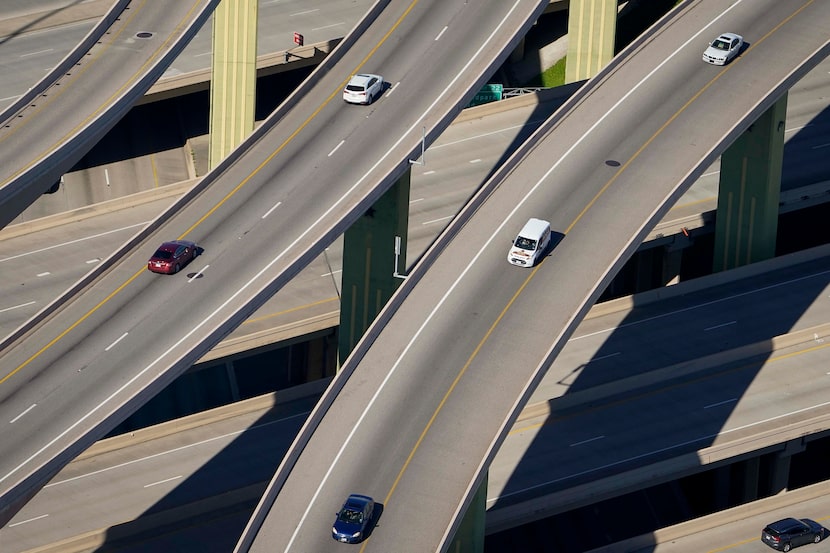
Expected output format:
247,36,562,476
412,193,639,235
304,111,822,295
702,32,744,65
343,74,384,105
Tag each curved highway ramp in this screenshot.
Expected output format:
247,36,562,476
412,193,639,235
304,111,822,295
0,0,220,230
0,0,548,529
238,1,830,551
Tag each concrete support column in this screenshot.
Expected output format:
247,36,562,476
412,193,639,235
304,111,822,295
633,247,655,293
741,456,760,503
769,438,804,494
565,0,617,82
225,359,240,401
209,0,258,169
338,171,411,364
713,465,731,511
662,232,689,286
713,94,787,272
662,244,683,286
449,472,487,553
509,36,526,64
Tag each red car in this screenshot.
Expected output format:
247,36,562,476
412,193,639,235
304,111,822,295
147,240,198,274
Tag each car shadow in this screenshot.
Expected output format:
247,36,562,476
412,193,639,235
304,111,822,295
363,502,384,543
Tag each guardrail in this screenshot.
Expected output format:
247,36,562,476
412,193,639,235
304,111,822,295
0,0,130,126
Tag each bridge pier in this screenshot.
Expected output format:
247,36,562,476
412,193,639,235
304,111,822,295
769,438,804,494
713,94,787,271
565,0,617,82
208,0,258,168
338,171,411,364
449,473,487,553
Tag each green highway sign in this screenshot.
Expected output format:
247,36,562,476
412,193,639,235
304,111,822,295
467,83,503,107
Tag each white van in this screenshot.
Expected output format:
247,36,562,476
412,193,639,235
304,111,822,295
507,218,551,267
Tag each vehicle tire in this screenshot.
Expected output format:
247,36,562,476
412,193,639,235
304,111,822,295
816,534,822,543
783,544,791,552
174,263,180,274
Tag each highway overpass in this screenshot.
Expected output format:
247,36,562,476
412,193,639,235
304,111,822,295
239,0,830,551
4,241,830,552
1,0,830,548
0,0,220,230
0,0,550,529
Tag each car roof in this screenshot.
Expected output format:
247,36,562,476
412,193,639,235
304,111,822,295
717,32,741,41
154,240,193,253
348,74,380,86
344,494,373,508
518,218,551,237
161,239,193,248
767,518,806,531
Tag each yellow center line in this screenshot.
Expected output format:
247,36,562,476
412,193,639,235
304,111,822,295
242,296,338,325
377,0,818,536
180,0,421,238
0,270,145,385
1,0,421,385
381,265,543,509
567,0,814,235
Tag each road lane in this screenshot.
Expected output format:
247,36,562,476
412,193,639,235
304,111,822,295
245,1,830,550
0,0,549,530
4,246,830,552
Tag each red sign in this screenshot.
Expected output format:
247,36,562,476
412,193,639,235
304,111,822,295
293,32,304,46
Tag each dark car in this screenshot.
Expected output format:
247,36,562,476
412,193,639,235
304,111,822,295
147,240,198,274
332,494,374,544
762,518,824,551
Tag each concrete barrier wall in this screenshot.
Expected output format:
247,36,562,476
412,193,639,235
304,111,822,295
584,479,830,553
0,0,221,354
0,0,131,124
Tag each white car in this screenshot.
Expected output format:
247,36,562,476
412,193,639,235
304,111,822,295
702,32,743,65
343,74,384,105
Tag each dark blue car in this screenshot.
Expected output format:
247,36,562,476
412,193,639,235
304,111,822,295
332,494,374,543
762,518,824,551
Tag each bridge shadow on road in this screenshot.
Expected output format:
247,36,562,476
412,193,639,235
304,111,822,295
485,99,830,552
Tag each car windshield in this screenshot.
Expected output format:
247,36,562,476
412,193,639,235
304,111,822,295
515,237,537,250
338,509,363,524
712,39,730,50
153,250,173,260
346,84,366,92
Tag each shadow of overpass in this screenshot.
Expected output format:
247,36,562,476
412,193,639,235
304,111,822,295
484,102,830,552
0,0,92,45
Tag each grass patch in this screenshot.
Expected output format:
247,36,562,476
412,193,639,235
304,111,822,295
525,56,566,88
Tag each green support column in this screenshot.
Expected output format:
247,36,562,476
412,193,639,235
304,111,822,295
209,0,258,169
565,0,617,83
713,94,787,272
448,472,487,553
338,171,410,365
